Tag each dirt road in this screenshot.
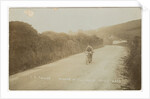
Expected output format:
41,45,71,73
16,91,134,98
9,45,129,90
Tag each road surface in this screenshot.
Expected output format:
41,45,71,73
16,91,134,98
9,45,129,90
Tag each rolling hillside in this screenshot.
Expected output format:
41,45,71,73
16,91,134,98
85,19,141,44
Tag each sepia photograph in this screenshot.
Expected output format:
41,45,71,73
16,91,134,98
9,7,141,90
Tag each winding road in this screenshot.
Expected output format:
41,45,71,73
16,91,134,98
9,45,129,90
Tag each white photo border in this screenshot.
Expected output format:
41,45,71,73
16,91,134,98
0,0,149,98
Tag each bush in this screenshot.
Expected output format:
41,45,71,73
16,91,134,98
9,21,103,75
124,36,141,90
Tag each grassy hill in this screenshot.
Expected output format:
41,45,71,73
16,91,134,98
84,19,141,44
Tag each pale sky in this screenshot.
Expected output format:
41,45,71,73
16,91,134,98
9,8,141,33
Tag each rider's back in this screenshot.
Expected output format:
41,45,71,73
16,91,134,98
86,45,93,52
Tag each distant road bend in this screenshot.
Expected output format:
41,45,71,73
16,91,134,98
10,45,129,90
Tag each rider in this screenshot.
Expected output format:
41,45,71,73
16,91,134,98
85,45,94,62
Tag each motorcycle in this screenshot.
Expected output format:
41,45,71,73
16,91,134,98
85,51,93,65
